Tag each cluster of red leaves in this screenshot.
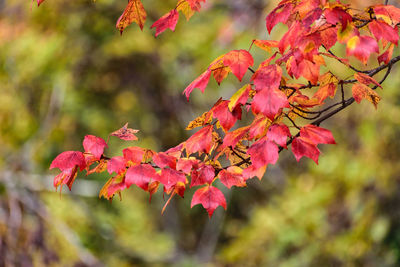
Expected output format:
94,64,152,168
48,0,400,217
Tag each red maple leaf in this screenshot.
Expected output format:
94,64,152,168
125,164,158,191
107,156,126,175
267,124,291,148
123,146,145,164
190,164,215,187
83,135,108,160
185,125,213,155
222,49,254,81
218,166,246,189
153,152,177,169
183,69,212,100
291,136,320,164
247,137,279,168
369,20,399,45
191,185,227,217
151,9,179,37
300,125,336,145
265,1,293,34
251,64,282,92
251,88,289,120
50,151,86,171
346,35,379,64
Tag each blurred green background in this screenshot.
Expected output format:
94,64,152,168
1,0,400,266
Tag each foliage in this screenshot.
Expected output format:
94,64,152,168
47,0,400,217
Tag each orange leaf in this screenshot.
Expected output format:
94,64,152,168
354,72,382,88
352,83,381,109
116,0,147,34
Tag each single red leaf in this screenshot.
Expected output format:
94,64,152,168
267,124,291,148
251,88,289,120
223,50,254,81
191,185,227,217
218,166,246,189
176,157,199,174
190,164,215,187
222,126,249,148
346,35,378,64
324,7,352,30
185,125,213,155
369,20,399,45
213,100,240,132
247,137,279,168
242,165,267,180
292,137,320,164
159,168,187,193
123,146,145,164
110,123,139,141
37,0,45,6
50,151,86,171
151,9,179,37
165,142,184,158
107,156,126,175
251,64,282,92
83,135,108,160
265,2,293,34
153,152,177,169
183,69,212,100
125,164,157,191
300,125,336,145
116,0,147,34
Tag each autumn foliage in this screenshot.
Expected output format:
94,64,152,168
46,0,400,217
